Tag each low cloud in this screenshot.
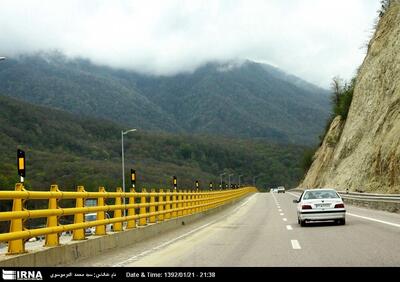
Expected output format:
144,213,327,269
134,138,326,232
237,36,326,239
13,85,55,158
0,0,381,87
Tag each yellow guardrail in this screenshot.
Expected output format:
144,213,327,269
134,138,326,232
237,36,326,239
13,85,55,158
0,184,257,255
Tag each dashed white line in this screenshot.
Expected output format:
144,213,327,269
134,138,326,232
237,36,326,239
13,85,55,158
291,240,301,249
286,225,293,230
283,218,287,222
278,209,282,212
280,213,284,216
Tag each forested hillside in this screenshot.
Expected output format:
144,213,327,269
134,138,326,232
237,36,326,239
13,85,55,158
0,53,330,145
0,95,305,192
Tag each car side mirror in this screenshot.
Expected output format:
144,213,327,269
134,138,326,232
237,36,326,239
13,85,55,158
293,199,299,203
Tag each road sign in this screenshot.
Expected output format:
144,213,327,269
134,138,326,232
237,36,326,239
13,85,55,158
131,169,136,188
17,149,25,183
209,182,213,190
173,176,177,190
195,180,199,189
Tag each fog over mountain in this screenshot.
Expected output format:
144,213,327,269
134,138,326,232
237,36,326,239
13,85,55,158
0,52,330,145
0,0,381,87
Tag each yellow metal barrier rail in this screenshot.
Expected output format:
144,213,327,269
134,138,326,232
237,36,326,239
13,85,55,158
0,184,257,255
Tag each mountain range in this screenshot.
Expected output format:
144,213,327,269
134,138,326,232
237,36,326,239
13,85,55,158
0,52,330,145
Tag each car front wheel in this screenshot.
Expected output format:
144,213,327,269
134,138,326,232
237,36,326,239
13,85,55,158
300,220,306,227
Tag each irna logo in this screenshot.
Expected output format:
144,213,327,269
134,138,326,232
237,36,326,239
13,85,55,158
2,270,43,281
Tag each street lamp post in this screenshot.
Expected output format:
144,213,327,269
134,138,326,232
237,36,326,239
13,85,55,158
121,128,137,216
253,174,263,187
238,175,243,188
228,173,234,189
220,172,226,190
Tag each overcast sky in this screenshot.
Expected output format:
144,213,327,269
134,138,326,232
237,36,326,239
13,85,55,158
0,0,381,88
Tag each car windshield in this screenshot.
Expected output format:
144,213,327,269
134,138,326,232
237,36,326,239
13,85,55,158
85,214,97,221
303,190,339,200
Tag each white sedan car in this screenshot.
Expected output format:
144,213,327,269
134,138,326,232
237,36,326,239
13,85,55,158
85,212,113,235
293,188,346,226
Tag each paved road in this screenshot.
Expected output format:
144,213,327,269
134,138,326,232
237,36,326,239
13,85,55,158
70,192,400,267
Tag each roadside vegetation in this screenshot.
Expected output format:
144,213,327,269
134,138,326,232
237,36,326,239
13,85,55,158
300,76,355,174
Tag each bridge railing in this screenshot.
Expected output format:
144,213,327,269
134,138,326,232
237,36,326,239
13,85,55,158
0,184,256,255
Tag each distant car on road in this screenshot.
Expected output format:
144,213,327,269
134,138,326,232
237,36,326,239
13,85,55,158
293,188,346,227
277,186,285,193
85,212,113,235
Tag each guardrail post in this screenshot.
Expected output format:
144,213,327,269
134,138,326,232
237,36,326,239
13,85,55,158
210,190,214,209
149,189,156,224
7,183,26,255
192,190,197,213
186,190,191,215
205,191,210,211
200,190,203,212
187,190,191,214
182,190,187,216
113,187,123,232
95,187,107,235
171,189,177,218
45,185,60,247
195,189,200,213
126,188,136,229
204,191,208,212
73,186,86,240
177,190,183,217
165,189,171,220
214,190,219,208
191,190,196,214
139,188,147,226
187,190,192,215
158,189,164,222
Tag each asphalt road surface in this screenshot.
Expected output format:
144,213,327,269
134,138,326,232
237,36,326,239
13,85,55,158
69,192,400,267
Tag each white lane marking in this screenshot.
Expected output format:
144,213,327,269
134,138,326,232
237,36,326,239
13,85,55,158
112,193,257,266
113,221,217,266
278,209,282,212
272,192,278,202
347,212,400,228
283,218,287,222
286,225,293,230
280,213,284,216
288,192,400,229
291,240,301,249
287,192,300,198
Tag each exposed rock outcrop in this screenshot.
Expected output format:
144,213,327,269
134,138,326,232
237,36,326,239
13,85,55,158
299,0,400,193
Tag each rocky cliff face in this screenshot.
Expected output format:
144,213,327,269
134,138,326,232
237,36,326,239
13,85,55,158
300,0,400,193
